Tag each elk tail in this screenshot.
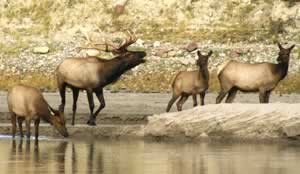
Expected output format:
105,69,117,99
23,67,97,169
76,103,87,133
217,60,231,77
171,72,181,88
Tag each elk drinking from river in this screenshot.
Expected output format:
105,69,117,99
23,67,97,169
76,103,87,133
7,85,68,139
56,32,147,125
166,50,212,112
216,43,295,103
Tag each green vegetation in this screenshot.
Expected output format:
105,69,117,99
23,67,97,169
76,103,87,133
0,73,56,92
2,71,300,94
0,40,30,56
0,0,299,94
0,0,298,56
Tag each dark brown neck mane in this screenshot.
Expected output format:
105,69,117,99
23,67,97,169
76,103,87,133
275,55,290,80
198,65,209,83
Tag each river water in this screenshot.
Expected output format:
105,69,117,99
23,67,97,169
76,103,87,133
0,137,299,174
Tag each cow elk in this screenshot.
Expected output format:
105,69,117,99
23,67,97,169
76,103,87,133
216,42,295,104
56,32,147,125
7,85,69,140
166,50,213,112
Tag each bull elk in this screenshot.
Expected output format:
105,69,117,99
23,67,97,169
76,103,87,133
7,85,69,139
166,50,213,112
56,32,146,125
216,43,295,103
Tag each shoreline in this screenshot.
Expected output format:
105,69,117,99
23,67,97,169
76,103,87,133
0,123,299,145
0,92,300,143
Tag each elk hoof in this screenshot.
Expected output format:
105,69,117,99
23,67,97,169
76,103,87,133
87,120,96,126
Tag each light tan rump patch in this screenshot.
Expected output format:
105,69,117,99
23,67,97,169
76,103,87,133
217,60,232,75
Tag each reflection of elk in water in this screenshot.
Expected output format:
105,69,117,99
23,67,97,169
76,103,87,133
166,50,213,112
7,85,69,139
216,43,295,103
56,32,147,125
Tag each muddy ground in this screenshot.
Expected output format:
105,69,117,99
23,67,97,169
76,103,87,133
0,91,300,125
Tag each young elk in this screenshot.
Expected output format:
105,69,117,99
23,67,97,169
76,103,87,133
166,50,213,112
56,32,146,126
216,43,295,103
7,85,69,140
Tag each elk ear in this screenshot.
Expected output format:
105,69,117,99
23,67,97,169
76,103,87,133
289,44,295,51
48,106,60,116
197,50,202,57
208,50,213,57
58,105,64,114
277,42,283,50
48,106,56,116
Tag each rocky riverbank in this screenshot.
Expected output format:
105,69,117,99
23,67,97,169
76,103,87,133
0,41,299,92
145,103,300,141
0,0,299,92
1,103,300,142
0,92,300,142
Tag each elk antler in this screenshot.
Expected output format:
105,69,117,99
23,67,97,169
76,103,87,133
115,30,137,53
76,31,137,55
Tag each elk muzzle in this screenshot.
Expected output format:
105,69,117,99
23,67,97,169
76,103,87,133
51,119,69,137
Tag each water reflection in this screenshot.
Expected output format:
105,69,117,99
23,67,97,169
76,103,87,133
0,139,300,174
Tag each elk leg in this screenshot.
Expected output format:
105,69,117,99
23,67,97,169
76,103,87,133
34,118,40,140
192,95,198,107
216,89,228,104
71,88,80,126
18,139,23,151
93,89,105,120
200,92,206,106
25,119,31,139
264,91,272,103
176,95,189,111
86,90,95,126
166,94,180,112
17,117,24,138
58,83,67,112
225,88,238,103
11,113,16,138
259,90,267,103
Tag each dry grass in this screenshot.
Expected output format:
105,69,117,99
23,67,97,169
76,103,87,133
1,71,300,94
0,73,57,92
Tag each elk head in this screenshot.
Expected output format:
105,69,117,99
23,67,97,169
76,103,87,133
79,31,147,67
196,50,213,69
101,31,146,68
277,42,295,64
48,106,69,137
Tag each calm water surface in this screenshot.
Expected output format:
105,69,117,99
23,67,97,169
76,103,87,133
0,136,299,174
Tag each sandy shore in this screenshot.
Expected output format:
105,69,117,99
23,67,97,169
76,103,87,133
0,91,300,124
0,91,300,142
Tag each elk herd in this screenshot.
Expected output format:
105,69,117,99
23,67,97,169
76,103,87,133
6,31,296,140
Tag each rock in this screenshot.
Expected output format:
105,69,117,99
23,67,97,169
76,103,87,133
86,49,100,57
229,49,243,58
135,39,144,47
283,122,300,137
219,53,226,57
168,50,177,57
144,103,300,140
179,55,195,65
33,46,50,54
179,58,192,65
200,132,208,137
153,41,161,47
186,42,198,52
114,0,128,14
115,4,125,14
155,48,171,57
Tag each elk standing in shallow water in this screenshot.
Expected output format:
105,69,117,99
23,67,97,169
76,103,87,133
7,85,69,139
166,50,213,112
216,43,295,103
56,32,146,125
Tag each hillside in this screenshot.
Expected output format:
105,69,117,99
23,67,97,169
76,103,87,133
0,0,299,92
